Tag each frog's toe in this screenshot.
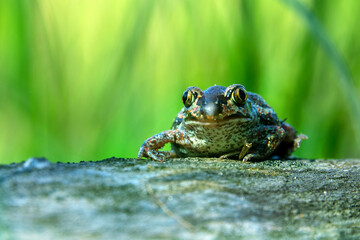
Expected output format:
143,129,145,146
138,144,172,162
220,152,239,159
137,146,156,160
147,150,170,162
293,134,308,150
219,155,228,159
137,147,145,159
137,145,150,159
242,153,256,162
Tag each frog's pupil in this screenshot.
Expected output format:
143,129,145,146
238,88,246,101
183,90,195,108
182,91,188,107
188,93,193,105
233,88,247,106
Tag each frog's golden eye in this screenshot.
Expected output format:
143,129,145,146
231,86,247,106
182,87,203,108
224,84,247,107
182,90,194,108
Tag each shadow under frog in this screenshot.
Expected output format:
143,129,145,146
138,84,307,162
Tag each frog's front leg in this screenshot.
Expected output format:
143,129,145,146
242,126,285,162
138,130,182,162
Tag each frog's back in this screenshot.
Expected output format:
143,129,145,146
247,92,280,126
247,92,271,108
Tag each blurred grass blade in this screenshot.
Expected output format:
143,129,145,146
280,0,360,145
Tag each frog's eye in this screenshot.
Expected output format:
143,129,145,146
232,87,247,106
182,87,203,108
225,84,247,107
182,90,197,108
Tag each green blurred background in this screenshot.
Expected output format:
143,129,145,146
1,0,359,164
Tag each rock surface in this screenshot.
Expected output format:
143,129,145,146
0,157,359,239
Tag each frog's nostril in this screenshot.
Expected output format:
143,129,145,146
204,104,215,115
201,103,221,118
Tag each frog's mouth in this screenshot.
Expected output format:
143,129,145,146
185,114,252,125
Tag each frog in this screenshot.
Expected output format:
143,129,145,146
138,84,307,162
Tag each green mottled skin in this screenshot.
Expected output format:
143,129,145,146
138,84,307,162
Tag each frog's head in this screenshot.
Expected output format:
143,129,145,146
182,84,255,123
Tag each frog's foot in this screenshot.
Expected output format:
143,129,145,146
137,130,177,162
220,152,240,159
293,134,308,150
138,145,177,162
138,149,172,162
242,153,257,162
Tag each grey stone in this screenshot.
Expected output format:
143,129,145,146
0,158,359,239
